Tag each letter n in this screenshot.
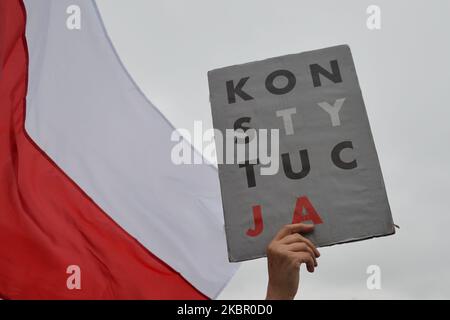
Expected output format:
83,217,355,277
309,60,342,87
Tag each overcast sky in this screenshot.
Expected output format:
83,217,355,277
95,0,450,299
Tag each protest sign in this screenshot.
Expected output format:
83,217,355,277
208,45,395,262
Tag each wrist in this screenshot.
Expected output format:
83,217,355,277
266,282,295,300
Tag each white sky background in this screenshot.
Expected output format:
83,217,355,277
95,0,450,299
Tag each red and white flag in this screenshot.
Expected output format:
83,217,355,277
0,0,238,299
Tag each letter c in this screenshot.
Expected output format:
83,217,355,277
331,141,357,170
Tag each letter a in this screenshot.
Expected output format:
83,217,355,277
366,265,382,289
66,5,81,30
66,265,81,290
366,5,381,30
292,196,323,224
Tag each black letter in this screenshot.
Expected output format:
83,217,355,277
226,77,253,104
239,160,259,188
331,141,357,169
234,117,252,144
309,60,342,87
265,69,296,95
282,150,310,180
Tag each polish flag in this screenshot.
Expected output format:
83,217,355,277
0,0,238,299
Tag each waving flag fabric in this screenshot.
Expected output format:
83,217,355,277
0,0,237,299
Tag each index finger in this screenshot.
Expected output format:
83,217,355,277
274,223,315,240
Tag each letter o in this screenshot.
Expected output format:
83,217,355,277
265,69,296,95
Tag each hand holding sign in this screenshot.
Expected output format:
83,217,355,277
266,223,319,300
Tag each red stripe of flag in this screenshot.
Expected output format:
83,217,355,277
0,0,206,299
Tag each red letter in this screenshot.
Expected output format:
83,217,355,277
247,205,263,237
292,196,323,224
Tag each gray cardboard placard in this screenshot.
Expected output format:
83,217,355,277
208,45,395,262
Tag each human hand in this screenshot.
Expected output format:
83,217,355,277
265,223,320,300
